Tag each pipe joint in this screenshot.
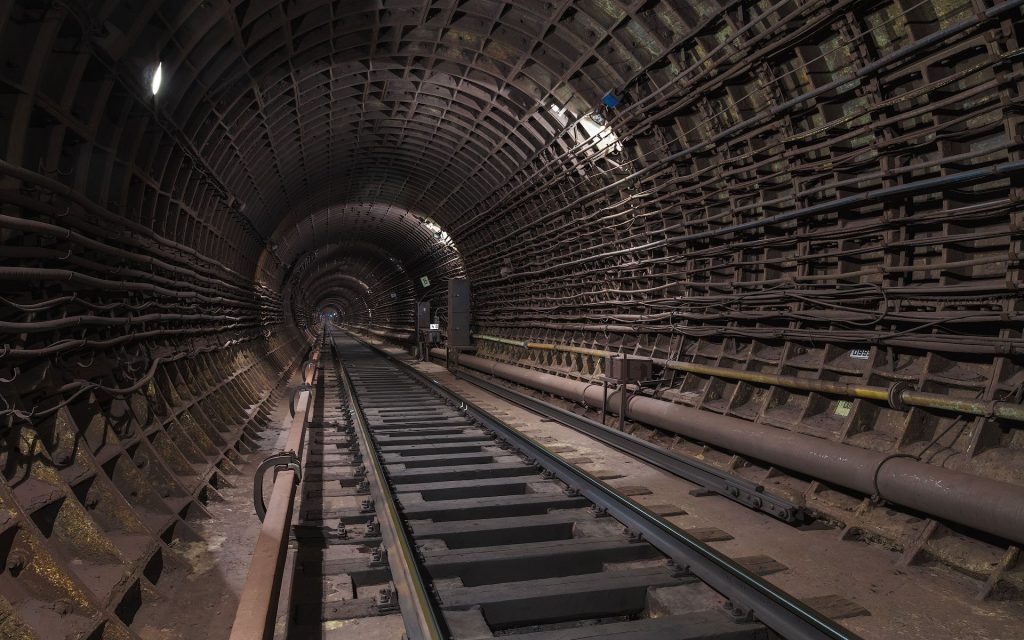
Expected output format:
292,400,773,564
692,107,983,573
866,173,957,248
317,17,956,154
887,381,913,411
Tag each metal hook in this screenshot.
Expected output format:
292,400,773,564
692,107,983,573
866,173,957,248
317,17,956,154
0,367,19,383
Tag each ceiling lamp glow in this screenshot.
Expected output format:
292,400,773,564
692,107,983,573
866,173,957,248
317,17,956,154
150,62,163,96
548,103,621,155
423,219,454,246
580,115,621,154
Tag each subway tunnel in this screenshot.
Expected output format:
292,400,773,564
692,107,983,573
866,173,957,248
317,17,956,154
1,0,1023,638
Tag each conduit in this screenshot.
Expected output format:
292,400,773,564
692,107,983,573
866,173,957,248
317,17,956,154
436,348,1024,545
0,159,251,286
472,335,1024,423
476,159,1024,283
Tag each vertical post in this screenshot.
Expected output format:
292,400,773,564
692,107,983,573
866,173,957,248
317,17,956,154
618,380,627,431
417,300,431,361
601,379,608,425
446,278,472,348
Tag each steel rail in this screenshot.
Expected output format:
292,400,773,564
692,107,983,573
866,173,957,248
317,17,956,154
452,368,805,523
229,331,323,640
355,334,861,640
333,334,448,640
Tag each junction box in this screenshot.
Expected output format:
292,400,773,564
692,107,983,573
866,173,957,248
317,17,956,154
603,355,653,384
447,278,472,348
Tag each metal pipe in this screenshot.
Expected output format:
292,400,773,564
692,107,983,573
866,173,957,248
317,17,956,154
471,335,1024,423
440,349,1024,545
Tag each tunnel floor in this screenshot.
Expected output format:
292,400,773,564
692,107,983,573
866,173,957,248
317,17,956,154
125,378,302,640
145,340,1024,640
383,345,1024,640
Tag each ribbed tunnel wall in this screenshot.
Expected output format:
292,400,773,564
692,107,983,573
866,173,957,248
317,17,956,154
1,0,1023,637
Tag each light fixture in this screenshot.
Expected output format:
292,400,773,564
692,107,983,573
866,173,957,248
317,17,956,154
150,62,163,96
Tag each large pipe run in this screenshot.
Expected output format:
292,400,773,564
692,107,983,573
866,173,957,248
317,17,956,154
472,334,1024,423
438,349,1024,545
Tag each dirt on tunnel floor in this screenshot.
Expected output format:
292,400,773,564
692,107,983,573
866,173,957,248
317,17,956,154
132,378,298,640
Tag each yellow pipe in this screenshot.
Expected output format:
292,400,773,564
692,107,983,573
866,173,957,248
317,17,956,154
664,361,891,403
471,334,1024,423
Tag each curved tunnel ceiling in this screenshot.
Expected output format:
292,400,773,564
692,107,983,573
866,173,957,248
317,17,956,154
83,0,644,320
104,1,618,226
271,203,465,325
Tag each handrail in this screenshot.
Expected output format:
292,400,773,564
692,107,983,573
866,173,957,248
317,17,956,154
229,331,323,640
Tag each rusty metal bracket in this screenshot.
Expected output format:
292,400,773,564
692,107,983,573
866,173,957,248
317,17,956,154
253,450,301,521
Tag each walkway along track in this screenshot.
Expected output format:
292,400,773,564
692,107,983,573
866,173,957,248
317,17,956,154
282,331,864,639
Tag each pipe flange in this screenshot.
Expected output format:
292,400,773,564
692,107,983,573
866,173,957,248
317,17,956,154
887,381,912,411
870,452,919,504
581,382,598,408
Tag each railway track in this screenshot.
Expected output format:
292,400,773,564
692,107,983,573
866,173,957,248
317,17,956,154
283,331,861,639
